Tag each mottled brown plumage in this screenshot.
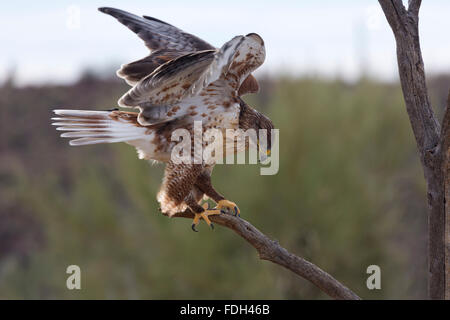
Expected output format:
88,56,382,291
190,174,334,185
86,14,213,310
52,7,274,230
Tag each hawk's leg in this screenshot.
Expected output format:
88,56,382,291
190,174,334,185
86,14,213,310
185,195,221,232
195,169,240,217
159,162,223,231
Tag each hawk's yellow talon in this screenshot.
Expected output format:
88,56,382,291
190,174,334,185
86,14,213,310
191,207,221,232
217,199,240,216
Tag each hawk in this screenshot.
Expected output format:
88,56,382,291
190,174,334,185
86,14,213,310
52,7,274,231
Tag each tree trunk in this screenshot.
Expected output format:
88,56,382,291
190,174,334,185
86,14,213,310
378,0,448,299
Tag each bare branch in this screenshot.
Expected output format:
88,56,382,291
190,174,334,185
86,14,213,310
408,0,422,16
378,0,446,299
167,210,360,300
379,0,408,36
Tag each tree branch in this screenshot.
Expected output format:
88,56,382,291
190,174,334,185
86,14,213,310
166,210,360,300
408,0,421,17
378,0,447,299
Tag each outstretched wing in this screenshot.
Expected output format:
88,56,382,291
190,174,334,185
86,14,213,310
99,7,214,85
99,7,214,52
99,7,261,95
118,36,246,108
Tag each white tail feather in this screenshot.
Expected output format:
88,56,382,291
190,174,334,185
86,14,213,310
52,109,148,146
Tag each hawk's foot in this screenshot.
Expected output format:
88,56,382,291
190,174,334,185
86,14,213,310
216,199,240,217
191,203,221,232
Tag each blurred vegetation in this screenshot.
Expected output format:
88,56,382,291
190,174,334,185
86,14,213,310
0,71,448,299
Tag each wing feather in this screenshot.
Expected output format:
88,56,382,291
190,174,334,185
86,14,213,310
117,49,188,86
118,50,215,108
99,7,215,86
118,36,246,108
98,7,214,52
99,7,262,96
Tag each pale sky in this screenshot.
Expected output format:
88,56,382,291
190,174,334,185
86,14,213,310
1,0,450,86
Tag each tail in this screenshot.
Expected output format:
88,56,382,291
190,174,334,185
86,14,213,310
52,109,148,146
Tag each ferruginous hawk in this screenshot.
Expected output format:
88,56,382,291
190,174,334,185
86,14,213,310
52,7,274,231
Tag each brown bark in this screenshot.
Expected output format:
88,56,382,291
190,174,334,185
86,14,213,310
378,0,448,299
167,210,360,300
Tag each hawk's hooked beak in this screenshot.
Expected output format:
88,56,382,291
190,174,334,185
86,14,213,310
257,139,271,163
